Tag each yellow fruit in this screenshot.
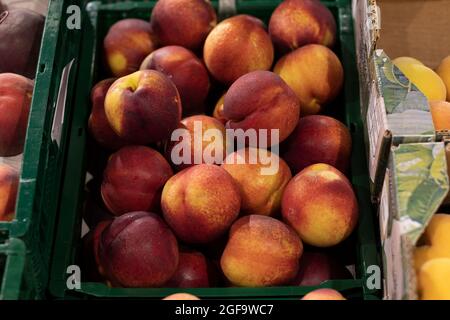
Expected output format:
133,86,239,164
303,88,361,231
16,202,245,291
163,293,200,300
423,214,450,246
392,56,424,70
419,258,450,300
395,62,447,102
437,56,450,102
301,288,346,300
415,246,432,271
414,214,450,273
414,246,439,274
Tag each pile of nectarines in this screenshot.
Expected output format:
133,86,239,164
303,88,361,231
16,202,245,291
83,0,358,300
0,72,34,222
0,5,44,222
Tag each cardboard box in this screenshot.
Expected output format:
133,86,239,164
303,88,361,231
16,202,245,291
377,0,450,70
354,0,450,299
381,142,449,299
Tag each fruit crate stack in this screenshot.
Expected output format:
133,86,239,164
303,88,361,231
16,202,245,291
41,0,381,300
0,0,85,299
0,1,46,299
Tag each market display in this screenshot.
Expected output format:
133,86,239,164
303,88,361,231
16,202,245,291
1,0,450,302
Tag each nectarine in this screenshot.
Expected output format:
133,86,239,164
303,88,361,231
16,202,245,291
221,215,303,287
292,251,352,286
88,78,128,150
150,0,217,51
269,0,336,53
82,220,111,281
282,115,351,174
166,250,217,288
223,71,300,146
301,288,346,300
282,163,358,247
99,211,179,287
212,93,226,125
0,9,45,78
140,46,210,116
204,15,274,85
0,164,19,222
104,19,156,77
163,293,200,300
166,115,226,170
274,44,343,115
222,148,292,216
104,70,182,145
0,73,33,156
101,146,173,215
161,164,241,244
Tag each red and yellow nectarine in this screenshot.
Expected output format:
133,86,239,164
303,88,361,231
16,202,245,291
282,163,358,247
161,164,241,244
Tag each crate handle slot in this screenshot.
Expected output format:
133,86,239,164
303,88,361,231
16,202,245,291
51,59,75,148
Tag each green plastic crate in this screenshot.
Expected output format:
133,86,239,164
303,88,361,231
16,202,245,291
48,0,381,299
0,0,86,299
0,238,36,300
